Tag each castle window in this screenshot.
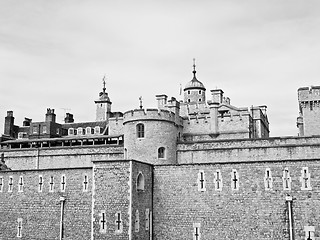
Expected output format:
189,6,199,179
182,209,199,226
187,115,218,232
137,172,145,191
99,210,107,233
197,170,206,192
74,129,77,135
18,176,24,192
188,99,191,102
304,226,315,240
8,176,13,192
198,98,201,102
83,175,88,192
0,176,3,192
136,123,145,138
188,90,191,94
91,128,95,134
310,101,313,111
158,147,165,159
17,218,22,238
193,223,201,240
231,169,239,190
94,126,100,134
68,128,74,135
86,127,91,135
282,168,291,190
49,176,54,192
56,128,60,135
300,167,312,190
77,127,83,135
33,126,38,134
145,208,150,231
135,210,139,232
18,132,24,139
199,90,202,94
264,168,273,190
42,125,47,134
214,170,222,191
115,211,123,234
38,175,43,192
60,175,66,192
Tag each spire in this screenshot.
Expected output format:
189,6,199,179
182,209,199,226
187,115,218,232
102,75,106,94
192,58,197,79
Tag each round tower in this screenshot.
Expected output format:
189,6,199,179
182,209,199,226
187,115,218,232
184,59,206,103
95,77,112,121
123,109,180,165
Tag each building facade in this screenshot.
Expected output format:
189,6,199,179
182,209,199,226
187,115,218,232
0,67,320,239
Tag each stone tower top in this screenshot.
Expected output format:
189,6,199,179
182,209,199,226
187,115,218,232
95,76,112,121
183,59,206,103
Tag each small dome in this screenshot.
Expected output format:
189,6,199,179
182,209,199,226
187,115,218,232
184,77,206,91
99,92,110,102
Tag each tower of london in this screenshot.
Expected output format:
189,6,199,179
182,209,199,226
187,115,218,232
0,64,320,240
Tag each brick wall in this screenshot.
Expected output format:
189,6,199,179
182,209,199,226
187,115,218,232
0,168,92,240
153,161,320,239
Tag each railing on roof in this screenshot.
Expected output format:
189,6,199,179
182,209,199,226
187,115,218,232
0,135,124,150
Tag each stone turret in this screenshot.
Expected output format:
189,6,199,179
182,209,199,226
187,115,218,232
297,86,320,136
95,77,112,121
184,60,206,104
123,108,181,165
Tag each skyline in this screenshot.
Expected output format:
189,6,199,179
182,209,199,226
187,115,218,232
1,1,320,137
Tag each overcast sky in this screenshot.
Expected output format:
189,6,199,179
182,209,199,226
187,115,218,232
0,1,319,137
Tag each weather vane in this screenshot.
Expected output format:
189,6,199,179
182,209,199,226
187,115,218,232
102,75,106,93
139,96,143,109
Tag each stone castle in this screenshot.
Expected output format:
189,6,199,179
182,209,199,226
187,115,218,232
0,63,319,239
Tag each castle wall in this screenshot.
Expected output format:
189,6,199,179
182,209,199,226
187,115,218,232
178,136,320,164
0,168,92,240
109,117,124,135
1,145,124,170
153,161,320,239
92,160,152,240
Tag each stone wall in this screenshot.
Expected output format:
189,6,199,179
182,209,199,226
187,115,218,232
1,145,124,170
92,160,153,240
153,160,320,239
178,136,320,164
0,167,92,240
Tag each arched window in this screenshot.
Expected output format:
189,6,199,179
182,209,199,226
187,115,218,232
136,172,145,191
94,126,100,134
77,127,83,135
136,123,145,138
86,127,91,135
68,128,74,135
158,147,165,159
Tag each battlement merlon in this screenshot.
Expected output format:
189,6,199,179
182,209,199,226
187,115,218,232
298,86,320,101
123,108,183,126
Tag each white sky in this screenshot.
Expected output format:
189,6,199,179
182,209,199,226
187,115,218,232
0,0,320,137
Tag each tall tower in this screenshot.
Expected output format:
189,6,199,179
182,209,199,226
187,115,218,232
297,86,320,136
95,77,112,121
184,59,206,103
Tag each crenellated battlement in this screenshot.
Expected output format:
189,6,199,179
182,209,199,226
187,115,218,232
298,86,320,102
123,108,182,125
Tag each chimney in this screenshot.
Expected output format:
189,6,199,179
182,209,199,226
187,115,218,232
211,89,224,103
156,94,168,110
4,111,14,137
167,97,180,126
208,101,219,134
64,113,74,123
23,117,32,126
45,108,56,123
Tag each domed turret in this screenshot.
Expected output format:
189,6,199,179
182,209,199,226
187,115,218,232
184,59,206,103
95,76,112,121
